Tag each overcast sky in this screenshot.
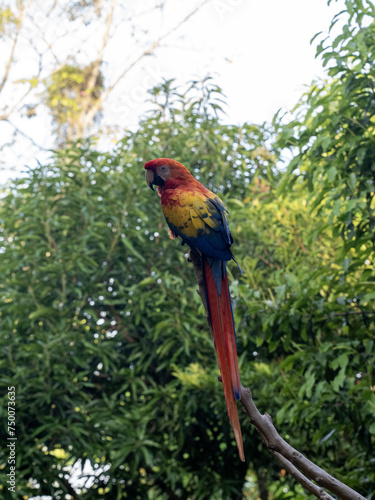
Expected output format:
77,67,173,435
0,0,346,183
106,0,345,127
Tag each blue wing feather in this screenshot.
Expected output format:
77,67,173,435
164,191,242,272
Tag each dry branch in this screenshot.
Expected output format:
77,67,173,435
0,0,34,94
86,0,211,131
188,249,366,500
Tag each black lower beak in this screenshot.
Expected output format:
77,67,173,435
145,170,165,191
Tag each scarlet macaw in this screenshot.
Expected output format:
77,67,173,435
144,158,245,462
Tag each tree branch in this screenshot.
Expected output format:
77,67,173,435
239,388,365,500
188,249,366,500
84,0,211,127
108,0,210,95
2,119,50,151
0,0,34,94
1,42,43,122
84,0,116,99
78,0,117,134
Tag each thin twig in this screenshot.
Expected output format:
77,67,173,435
79,0,117,132
86,0,211,124
0,0,34,93
3,119,50,151
273,451,335,500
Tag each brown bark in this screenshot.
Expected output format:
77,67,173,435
188,249,366,500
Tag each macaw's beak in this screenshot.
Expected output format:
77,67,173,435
145,169,156,191
145,169,165,191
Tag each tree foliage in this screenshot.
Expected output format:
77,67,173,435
0,0,208,168
0,81,276,500
277,0,375,253
44,63,104,142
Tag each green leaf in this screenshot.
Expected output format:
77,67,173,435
326,166,337,182
348,173,357,190
122,237,146,263
29,307,56,320
361,291,375,304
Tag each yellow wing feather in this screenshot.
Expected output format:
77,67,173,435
162,188,226,239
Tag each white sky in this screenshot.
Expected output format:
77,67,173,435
106,0,345,126
0,0,346,183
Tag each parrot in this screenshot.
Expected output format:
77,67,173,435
144,158,245,462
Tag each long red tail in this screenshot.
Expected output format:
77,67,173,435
203,257,245,462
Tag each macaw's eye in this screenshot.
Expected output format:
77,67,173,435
156,165,170,179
